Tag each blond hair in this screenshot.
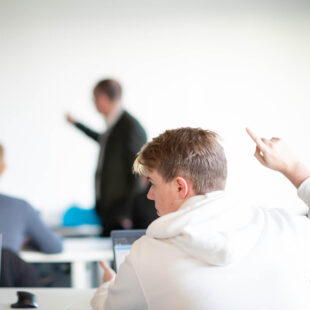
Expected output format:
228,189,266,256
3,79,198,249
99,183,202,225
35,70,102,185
134,127,227,194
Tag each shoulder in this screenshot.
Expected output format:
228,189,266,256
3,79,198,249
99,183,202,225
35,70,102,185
121,111,137,123
112,111,147,145
129,236,150,258
264,207,306,221
119,111,145,132
260,207,310,234
129,235,164,264
0,193,31,210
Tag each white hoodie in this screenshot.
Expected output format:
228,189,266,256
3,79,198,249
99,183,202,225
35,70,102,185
92,184,310,310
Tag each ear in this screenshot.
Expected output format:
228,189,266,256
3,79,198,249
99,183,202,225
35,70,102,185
174,177,189,199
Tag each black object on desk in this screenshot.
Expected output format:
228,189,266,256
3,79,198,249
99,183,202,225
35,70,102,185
11,291,38,308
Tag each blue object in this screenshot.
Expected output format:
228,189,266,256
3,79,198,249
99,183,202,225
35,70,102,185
62,205,101,227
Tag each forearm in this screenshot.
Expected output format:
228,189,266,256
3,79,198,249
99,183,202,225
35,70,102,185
297,177,310,211
26,206,63,253
281,161,310,189
91,281,112,310
29,226,63,254
26,233,63,254
75,122,101,142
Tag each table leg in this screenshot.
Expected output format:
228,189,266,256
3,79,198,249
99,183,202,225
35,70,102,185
71,261,89,289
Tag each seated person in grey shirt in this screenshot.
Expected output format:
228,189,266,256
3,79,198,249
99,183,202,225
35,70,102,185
0,144,62,254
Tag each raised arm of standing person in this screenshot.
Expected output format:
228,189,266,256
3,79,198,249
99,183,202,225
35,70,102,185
246,128,310,208
66,113,101,142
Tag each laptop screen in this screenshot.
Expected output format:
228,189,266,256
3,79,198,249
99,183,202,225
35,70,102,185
111,230,145,272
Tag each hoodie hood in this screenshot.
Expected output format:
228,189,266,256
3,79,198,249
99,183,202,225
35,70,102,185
146,192,265,266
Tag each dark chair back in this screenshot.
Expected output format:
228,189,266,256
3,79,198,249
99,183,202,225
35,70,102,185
0,248,39,287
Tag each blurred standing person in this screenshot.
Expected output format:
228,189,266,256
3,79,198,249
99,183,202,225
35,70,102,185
66,79,147,236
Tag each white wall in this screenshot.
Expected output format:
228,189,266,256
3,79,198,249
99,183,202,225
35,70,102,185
0,0,310,223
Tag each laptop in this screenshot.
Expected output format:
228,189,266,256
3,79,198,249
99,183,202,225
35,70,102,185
111,230,145,272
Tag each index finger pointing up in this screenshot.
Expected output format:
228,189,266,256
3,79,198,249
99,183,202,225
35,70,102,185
246,128,267,151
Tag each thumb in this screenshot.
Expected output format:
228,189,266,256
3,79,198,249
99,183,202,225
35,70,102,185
100,260,116,283
254,146,266,166
100,260,109,270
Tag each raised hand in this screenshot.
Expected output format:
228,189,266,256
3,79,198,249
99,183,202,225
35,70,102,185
246,128,310,188
246,128,296,173
66,113,77,125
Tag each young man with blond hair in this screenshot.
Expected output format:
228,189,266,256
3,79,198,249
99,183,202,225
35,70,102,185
92,127,310,310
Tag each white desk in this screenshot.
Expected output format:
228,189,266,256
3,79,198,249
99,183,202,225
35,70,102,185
0,288,95,310
20,238,113,289
53,225,102,238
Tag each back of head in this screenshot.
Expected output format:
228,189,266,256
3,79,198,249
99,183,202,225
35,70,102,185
134,127,227,194
93,79,122,103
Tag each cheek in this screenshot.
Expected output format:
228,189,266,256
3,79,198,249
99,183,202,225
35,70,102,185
162,188,178,213
95,102,103,113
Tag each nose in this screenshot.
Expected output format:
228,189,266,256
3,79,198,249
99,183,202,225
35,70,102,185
147,186,155,200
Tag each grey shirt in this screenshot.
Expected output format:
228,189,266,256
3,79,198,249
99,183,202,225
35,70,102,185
0,193,62,253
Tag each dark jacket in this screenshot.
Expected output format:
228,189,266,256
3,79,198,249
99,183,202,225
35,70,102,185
75,110,147,235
